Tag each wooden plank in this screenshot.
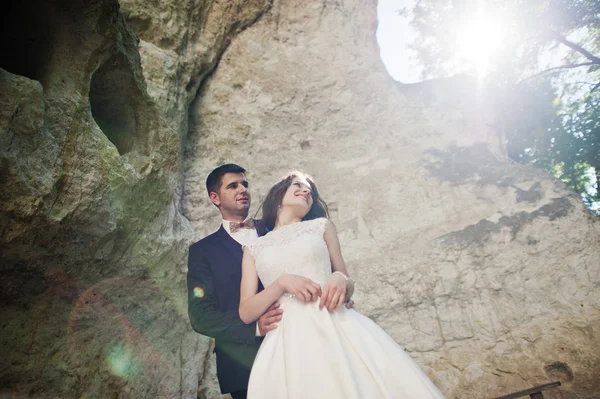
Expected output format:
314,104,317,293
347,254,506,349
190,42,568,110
492,381,561,399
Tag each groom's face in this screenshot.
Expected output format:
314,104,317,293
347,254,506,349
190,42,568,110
212,172,251,219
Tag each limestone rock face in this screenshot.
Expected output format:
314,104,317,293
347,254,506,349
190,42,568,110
0,0,269,397
182,1,600,398
1,0,599,398
119,0,272,122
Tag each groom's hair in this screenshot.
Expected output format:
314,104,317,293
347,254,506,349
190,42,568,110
206,164,246,195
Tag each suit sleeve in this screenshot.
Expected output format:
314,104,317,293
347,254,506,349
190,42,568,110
187,244,258,344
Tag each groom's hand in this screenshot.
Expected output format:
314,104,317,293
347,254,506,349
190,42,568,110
258,302,283,336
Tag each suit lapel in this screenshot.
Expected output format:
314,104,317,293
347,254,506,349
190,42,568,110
215,225,243,266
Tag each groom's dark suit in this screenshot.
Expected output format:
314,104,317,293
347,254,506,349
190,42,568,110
187,220,267,395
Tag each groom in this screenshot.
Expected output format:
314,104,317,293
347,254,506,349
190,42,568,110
187,164,281,399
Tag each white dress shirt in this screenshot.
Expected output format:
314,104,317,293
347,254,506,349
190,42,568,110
222,219,262,336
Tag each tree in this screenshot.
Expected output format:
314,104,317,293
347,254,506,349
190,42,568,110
403,0,600,211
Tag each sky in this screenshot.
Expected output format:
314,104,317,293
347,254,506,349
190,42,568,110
376,0,422,83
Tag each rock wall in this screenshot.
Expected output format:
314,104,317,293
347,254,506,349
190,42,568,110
1,0,269,397
1,0,599,398
181,1,600,398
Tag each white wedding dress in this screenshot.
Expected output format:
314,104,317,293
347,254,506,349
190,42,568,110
245,218,446,399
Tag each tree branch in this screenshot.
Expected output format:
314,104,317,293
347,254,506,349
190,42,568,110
548,31,600,64
520,62,595,83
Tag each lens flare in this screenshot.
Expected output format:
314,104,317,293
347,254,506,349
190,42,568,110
107,344,140,378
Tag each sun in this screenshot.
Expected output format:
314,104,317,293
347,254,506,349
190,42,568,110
455,13,508,78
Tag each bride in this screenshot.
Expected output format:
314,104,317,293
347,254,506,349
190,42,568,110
239,171,446,398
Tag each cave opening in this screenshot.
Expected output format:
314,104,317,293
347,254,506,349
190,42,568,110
1,0,56,84
89,57,139,155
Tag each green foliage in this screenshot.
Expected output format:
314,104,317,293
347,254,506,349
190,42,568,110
404,0,600,212
553,89,600,207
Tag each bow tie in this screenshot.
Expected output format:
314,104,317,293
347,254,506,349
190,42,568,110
229,219,255,233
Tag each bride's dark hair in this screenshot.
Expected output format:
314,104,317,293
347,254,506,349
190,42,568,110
260,171,329,231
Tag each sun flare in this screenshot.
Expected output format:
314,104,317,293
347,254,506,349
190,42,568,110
456,14,508,77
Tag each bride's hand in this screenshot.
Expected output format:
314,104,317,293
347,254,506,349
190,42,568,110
277,275,322,302
319,273,347,311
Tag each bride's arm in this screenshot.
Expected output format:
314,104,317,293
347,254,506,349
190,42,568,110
239,247,286,324
239,247,323,323
323,220,355,300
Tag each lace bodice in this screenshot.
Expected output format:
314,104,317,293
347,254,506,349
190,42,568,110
245,218,332,288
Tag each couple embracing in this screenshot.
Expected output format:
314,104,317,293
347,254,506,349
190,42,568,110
187,164,445,399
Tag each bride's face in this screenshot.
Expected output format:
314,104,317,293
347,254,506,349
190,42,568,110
280,177,313,216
